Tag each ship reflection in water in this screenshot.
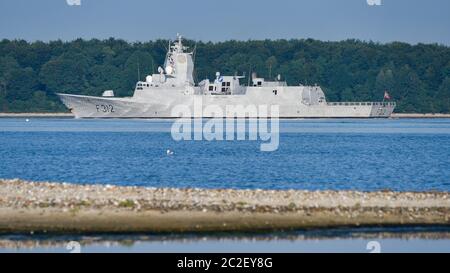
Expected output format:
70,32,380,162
1,227,450,253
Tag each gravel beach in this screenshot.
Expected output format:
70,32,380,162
0,179,449,233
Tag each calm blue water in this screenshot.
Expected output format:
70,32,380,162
0,118,449,191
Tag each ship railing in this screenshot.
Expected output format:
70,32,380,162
327,102,396,107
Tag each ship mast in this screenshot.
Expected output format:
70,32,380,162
177,33,182,52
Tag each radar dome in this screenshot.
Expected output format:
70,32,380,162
165,66,173,75
146,75,153,83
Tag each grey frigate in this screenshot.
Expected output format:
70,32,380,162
57,34,396,118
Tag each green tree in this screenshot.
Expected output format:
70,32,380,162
6,67,39,101
39,52,90,95
375,68,395,97
435,77,450,113
394,65,428,112
0,38,449,113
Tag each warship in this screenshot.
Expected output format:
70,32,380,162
57,34,396,118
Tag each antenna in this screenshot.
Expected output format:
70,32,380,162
191,41,198,85
168,39,171,51
151,58,154,74
193,69,198,85
163,40,171,68
247,65,252,86
192,41,198,63
177,33,182,48
269,63,272,79
137,57,141,81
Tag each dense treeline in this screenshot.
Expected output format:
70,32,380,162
0,38,449,113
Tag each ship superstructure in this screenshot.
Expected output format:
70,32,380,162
58,34,396,118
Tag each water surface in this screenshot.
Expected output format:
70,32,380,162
0,118,449,191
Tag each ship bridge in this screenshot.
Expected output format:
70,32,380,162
198,72,246,95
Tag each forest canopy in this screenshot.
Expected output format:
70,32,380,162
0,38,449,113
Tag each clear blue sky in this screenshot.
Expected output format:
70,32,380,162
0,0,449,45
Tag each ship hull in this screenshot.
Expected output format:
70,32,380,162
57,93,395,119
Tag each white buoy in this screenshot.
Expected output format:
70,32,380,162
25,119,30,122
166,149,174,155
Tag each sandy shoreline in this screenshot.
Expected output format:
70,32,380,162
0,179,448,233
0,113,74,118
391,113,450,118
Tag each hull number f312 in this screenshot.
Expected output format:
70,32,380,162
96,104,115,113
